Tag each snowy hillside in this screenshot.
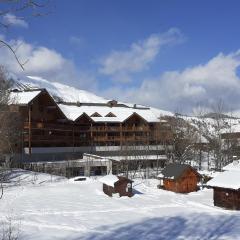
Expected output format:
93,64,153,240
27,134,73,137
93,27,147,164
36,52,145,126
20,76,109,103
0,170,239,240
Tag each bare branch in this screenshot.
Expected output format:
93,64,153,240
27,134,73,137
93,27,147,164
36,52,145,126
0,40,25,70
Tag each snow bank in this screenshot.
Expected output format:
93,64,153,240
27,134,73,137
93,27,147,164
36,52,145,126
0,174,239,240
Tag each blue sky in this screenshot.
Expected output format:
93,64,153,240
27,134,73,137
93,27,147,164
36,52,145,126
1,0,240,113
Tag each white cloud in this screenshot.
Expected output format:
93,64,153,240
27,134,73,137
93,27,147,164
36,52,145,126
101,50,240,113
2,35,240,115
99,28,184,82
0,36,97,91
3,14,28,28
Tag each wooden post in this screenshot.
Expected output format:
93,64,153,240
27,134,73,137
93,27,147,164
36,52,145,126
120,123,122,149
28,105,32,155
90,123,93,151
72,123,75,150
105,122,107,142
147,124,150,146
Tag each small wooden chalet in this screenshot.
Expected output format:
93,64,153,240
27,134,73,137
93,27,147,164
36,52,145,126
99,175,134,197
208,170,240,210
158,163,201,193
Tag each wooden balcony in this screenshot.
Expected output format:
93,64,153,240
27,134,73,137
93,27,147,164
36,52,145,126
122,126,149,132
24,122,150,133
91,126,121,132
93,136,121,142
23,122,91,132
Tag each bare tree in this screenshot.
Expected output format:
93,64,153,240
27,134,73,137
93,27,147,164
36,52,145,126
0,66,22,199
192,100,233,170
208,99,231,170
1,215,20,240
0,0,51,69
166,114,197,164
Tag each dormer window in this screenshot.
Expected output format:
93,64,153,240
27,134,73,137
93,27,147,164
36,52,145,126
105,112,116,117
91,112,102,117
107,100,118,107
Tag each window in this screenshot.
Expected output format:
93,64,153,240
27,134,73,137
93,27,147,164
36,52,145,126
105,112,116,117
91,112,102,117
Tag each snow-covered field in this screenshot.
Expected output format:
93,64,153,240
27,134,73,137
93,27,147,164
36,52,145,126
0,170,240,240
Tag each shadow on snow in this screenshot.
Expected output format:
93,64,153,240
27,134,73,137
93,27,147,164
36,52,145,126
75,213,240,240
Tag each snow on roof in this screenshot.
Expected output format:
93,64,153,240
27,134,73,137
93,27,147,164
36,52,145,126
83,153,167,162
207,170,240,190
222,160,240,171
160,163,195,180
107,155,167,162
9,90,42,105
157,173,164,178
99,175,119,187
58,104,160,122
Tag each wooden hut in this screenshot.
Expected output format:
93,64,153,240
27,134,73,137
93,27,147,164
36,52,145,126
207,170,240,210
158,163,201,193
99,175,133,197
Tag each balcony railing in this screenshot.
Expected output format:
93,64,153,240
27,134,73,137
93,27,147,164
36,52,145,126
24,122,91,132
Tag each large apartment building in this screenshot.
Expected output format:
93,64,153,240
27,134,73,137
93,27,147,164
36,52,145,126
8,88,173,175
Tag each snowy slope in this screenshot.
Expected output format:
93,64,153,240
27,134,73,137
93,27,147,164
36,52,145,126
21,76,109,103
0,171,240,240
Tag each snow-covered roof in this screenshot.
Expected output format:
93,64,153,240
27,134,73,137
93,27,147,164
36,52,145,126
99,175,119,187
9,90,42,105
159,163,199,180
222,160,240,171
83,153,167,162
157,173,164,178
107,155,167,162
58,104,160,123
207,170,240,190
220,124,240,134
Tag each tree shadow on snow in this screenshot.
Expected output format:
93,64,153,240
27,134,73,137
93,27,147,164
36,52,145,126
74,213,240,240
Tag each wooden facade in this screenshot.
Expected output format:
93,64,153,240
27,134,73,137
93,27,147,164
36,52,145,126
10,89,173,154
213,187,240,210
102,176,133,197
159,164,201,193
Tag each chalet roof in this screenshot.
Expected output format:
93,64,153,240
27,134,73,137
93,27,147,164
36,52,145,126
9,90,42,105
107,155,167,162
99,175,133,187
99,175,119,187
207,170,240,190
58,104,159,123
222,160,240,171
83,153,167,162
159,163,195,180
